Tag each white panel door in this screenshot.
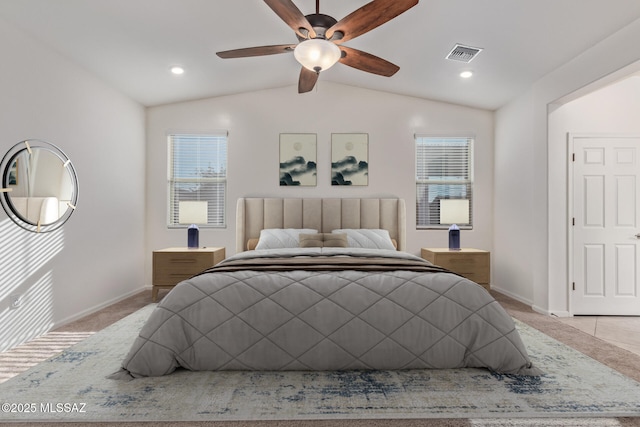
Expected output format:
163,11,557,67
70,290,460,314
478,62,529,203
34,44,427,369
572,136,640,315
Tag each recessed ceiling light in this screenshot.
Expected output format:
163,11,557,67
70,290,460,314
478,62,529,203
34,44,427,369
460,71,473,79
170,66,185,75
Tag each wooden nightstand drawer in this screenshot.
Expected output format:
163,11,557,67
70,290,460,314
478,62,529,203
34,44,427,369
451,270,489,284
154,252,215,284
152,247,225,301
421,248,490,290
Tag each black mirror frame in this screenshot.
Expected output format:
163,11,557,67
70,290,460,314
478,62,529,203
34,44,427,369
0,140,79,233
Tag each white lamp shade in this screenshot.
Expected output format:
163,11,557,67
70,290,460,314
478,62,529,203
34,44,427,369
439,199,470,225
294,39,341,72
178,201,208,224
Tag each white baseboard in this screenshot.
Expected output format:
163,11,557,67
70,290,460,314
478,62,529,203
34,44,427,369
491,285,534,307
52,286,149,330
492,286,570,317
531,305,551,316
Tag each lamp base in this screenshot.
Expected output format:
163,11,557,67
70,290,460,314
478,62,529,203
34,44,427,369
187,224,199,249
448,225,460,251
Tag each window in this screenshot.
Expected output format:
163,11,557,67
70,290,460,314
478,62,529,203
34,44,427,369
168,133,227,228
416,136,473,229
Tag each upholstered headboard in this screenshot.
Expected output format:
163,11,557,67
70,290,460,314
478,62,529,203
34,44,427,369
236,198,406,253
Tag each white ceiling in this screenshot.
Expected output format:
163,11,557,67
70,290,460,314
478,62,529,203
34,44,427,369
2,0,640,110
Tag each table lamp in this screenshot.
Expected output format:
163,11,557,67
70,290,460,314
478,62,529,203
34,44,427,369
178,201,208,248
440,199,470,251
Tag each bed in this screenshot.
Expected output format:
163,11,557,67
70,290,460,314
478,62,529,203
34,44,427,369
113,198,540,378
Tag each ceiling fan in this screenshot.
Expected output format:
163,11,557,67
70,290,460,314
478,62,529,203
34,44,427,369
216,0,419,93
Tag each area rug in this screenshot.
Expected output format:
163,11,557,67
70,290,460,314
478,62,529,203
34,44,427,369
1,304,639,423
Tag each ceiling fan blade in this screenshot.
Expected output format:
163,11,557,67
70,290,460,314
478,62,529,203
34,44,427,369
264,0,316,39
298,67,319,93
326,0,418,43
338,46,399,77
216,44,297,59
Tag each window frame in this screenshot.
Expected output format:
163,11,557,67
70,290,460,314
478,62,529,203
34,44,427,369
415,135,474,230
167,132,228,229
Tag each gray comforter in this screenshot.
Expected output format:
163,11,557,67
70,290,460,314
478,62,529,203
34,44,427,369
115,248,541,378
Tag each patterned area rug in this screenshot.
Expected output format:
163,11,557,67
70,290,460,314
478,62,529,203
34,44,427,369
1,304,639,423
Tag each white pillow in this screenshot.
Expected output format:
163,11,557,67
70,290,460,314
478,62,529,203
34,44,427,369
332,229,396,250
255,228,318,250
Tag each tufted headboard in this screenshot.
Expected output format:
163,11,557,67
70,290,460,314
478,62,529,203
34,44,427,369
236,197,406,253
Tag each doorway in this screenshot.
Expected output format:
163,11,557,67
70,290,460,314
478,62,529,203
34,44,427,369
569,134,640,315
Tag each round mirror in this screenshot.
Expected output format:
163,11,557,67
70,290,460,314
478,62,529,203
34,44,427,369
0,140,78,233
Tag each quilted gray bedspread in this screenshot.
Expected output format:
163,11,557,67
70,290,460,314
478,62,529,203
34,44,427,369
116,248,541,378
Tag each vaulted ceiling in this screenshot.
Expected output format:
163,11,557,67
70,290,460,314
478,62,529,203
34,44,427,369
2,0,640,110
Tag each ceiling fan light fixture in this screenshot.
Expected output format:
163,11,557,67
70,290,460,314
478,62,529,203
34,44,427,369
294,39,341,73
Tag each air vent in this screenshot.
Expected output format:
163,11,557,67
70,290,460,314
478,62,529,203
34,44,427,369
446,44,483,63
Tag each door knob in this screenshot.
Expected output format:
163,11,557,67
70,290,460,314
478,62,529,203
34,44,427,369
636,233,640,239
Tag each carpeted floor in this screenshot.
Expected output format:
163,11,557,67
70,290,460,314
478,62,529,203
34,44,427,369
492,292,640,384
1,289,640,426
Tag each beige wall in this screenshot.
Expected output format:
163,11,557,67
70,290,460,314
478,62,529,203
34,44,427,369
145,83,495,285
0,18,146,351
8,5,639,350
547,75,640,314
494,17,640,313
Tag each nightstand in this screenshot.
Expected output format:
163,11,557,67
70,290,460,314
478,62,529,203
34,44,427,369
420,248,490,291
152,247,225,301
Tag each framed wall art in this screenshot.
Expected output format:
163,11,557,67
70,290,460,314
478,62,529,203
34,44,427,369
331,133,368,186
279,133,317,186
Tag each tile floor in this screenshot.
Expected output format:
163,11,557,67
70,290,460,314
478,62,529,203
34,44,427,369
557,315,640,357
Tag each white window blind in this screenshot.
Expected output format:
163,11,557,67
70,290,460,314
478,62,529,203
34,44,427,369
168,133,227,228
415,136,473,229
